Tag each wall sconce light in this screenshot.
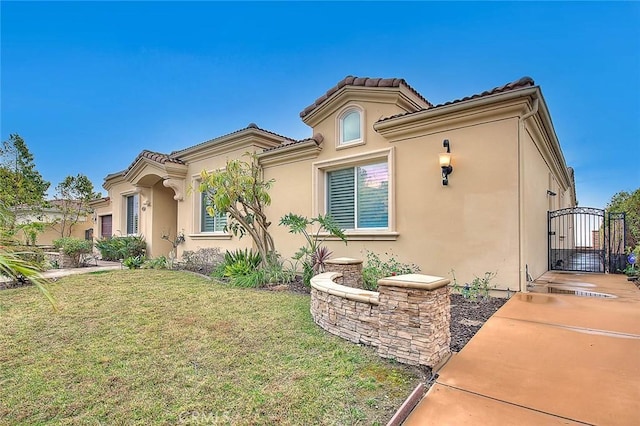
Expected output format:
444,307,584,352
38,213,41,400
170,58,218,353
439,139,453,186
547,190,557,196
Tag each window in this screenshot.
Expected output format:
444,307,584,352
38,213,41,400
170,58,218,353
327,161,388,229
339,108,363,146
201,192,227,233
125,194,139,235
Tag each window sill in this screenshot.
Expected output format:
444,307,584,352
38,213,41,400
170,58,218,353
188,233,232,240
320,231,399,241
336,139,365,150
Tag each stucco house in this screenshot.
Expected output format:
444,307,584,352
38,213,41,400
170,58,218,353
14,200,93,246
92,76,576,293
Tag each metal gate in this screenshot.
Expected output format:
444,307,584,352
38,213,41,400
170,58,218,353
548,207,626,273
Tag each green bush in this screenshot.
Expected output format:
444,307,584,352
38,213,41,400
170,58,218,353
279,213,347,286
143,256,168,270
53,237,93,267
221,249,261,278
361,250,420,291
95,235,146,261
123,255,145,270
451,270,497,302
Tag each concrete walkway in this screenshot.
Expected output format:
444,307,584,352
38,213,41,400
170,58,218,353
0,261,122,286
41,260,122,280
404,272,640,425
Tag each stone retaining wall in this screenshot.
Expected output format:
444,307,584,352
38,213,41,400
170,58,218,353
310,271,451,368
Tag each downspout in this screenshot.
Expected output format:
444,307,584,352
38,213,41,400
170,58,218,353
517,97,539,292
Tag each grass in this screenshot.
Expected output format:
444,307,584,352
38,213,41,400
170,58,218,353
0,270,422,425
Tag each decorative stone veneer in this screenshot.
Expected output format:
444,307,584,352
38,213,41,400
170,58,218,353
324,257,363,289
310,271,451,368
57,249,77,268
377,274,451,367
311,272,379,347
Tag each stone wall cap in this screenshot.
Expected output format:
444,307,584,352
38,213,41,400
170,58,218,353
378,274,450,290
311,272,379,305
325,257,363,265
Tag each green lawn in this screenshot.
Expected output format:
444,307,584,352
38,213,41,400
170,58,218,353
0,270,422,425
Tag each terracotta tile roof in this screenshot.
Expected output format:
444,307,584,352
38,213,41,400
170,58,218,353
124,149,185,175
170,123,296,157
377,76,536,123
261,134,324,153
300,76,433,118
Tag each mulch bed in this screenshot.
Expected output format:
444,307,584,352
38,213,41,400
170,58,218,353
449,293,508,352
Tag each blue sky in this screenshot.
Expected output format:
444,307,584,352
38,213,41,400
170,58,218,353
1,1,638,208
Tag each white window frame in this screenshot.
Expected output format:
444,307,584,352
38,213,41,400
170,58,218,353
312,147,398,241
189,177,232,240
337,105,365,149
200,191,227,233
123,193,139,236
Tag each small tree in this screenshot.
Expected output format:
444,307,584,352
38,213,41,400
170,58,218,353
199,153,276,265
0,134,50,232
52,174,101,237
607,188,640,251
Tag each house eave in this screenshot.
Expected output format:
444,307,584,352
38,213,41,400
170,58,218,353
174,129,286,162
301,86,427,128
258,140,323,167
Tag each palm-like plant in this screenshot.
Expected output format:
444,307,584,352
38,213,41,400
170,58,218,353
0,201,56,309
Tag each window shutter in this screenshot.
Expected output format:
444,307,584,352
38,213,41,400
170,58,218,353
357,163,388,228
126,195,139,234
327,168,355,229
201,193,227,232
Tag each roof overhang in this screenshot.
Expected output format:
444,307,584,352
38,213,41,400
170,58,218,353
301,85,428,128
173,127,287,163
374,86,574,191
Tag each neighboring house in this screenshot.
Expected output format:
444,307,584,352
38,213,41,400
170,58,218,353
14,200,93,246
93,76,576,293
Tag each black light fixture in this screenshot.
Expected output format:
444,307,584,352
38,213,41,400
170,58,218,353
439,139,453,186
547,190,557,196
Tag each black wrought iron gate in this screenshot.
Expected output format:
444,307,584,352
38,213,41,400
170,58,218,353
548,207,626,273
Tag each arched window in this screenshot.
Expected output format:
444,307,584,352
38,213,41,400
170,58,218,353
339,108,362,145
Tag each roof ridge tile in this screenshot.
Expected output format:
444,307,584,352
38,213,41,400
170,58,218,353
300,75,433,118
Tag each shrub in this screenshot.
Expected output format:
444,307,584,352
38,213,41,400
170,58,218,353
361,250,420,291
279,213,347,285
222,249,261,275
123,255,145,270
261,258,297,284
143,256,168,270
53,237,93,267
95,235,146,261
451,270,497,301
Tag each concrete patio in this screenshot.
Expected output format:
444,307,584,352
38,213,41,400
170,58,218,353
403,272,640,425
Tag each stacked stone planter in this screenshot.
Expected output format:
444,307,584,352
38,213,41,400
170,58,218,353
310,270,451,368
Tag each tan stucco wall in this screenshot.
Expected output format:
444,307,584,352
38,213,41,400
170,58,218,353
150,179,178,258
521,120,577,282
15,211,93,247
177,146,261,257
264,100,522,292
